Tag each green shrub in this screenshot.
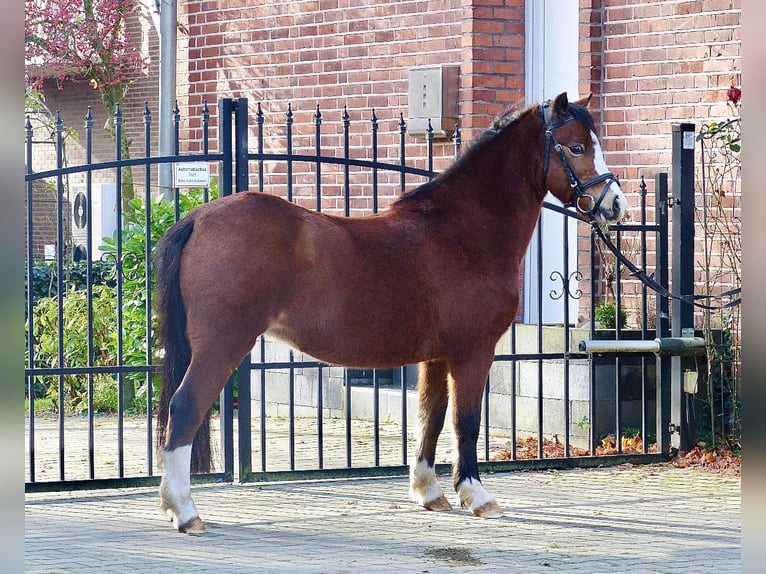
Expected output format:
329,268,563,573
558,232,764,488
594,301,627,329
26,183,218,414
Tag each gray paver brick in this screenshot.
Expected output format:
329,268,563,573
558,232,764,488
25,465,739,573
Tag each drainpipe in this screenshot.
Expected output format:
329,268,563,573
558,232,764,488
158,0,176,200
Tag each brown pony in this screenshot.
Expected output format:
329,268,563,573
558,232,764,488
154,92,627,532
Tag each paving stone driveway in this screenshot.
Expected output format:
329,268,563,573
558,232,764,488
25,464,740,573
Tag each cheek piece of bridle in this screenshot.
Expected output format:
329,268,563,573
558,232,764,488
538,100,620,223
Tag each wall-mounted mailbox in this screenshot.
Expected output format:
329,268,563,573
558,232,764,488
407,64,460,139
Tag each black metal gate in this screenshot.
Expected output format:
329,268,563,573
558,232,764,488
25,98,675,492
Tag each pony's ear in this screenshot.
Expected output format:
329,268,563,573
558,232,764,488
574,93,593,108
551,92,570,121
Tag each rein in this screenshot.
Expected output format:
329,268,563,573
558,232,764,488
591,222,741,310
539,101,620,220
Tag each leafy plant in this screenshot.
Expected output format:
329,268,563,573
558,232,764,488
28,285,120,413
594,301,627,329
27,260,115,302
26,183,218,414
695,86,741,450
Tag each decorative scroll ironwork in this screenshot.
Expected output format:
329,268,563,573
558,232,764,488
549,270,583,301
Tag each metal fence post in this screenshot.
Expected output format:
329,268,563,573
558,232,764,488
234,97,253,480
217,98,235,478
671,123,696,452
219,99,234,198
655,173,671,455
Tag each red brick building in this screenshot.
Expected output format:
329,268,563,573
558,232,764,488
31,0,741,325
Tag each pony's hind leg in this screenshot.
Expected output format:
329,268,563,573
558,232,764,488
159,355,235,533
409,360,453,511
448,355,503,518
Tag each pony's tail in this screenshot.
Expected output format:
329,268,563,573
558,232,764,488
154,213,211,474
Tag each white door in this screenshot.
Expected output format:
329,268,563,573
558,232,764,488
523,0,581,325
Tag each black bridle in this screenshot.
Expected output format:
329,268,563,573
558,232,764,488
539,100,620,222
539,101,740,310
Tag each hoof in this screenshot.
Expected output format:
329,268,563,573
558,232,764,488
178,516,206,534
423,495,453,512
471,500,503,519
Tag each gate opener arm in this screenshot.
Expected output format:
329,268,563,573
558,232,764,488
578,337,706,356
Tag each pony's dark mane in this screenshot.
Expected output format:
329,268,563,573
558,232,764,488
394,99,596,204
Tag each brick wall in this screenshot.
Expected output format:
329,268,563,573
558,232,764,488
580,0,741,328
27,0,740,328
176,0,526,214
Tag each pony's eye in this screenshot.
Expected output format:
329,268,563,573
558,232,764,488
569,144,585,156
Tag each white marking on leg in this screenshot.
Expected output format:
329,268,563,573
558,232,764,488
590,131,627,221
457,477,497,513
409,458,445,506
159,445,200,529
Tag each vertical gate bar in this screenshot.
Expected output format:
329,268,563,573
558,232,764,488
260,343,267,472
343,107,350,216
655,173,671,454
85,107,95,479
237,352,252,480
343,106,352,466
317,367,324,469
289,351,296,471
55,112,65,481
286,104,293,202
25,115,35,482
399,114,406,193
400,365,408,466
510,323,517,460
345,369,352,467
202,101,210,203
615,230,622,453
219,376,234,478
427,120,434,175
371,109,378,214
563,213,571,457
235,98,249,193
640,176,649,453
285,104,295,471
257,103,264,193
315,105,322,212
143,103,154,475
373,369,380,467
371,110,380,467
114,104,125,478
589,229,597,455
536,215,544,459
314,105,324,468
173,102,181,218
483,377,490,462
671,123,696,451
218,99,233,198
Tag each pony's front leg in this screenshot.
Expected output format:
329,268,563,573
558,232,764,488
449,358,503,518
409,360,453,511
159,445,205,533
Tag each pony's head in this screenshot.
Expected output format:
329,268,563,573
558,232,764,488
539,92,627,224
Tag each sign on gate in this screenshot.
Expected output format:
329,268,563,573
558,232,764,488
174,162,211,187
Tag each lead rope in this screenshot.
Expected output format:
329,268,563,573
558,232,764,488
591,222,741,310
